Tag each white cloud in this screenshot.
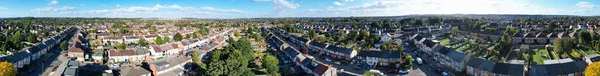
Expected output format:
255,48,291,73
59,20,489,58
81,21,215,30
116,4,121,7
251,0,271,2
342,0,354,2
166,5,195,11
32,6,77,13
576,1,597,9
85,4,197,14
333,2,344,6
49,0,58,5
0,7,7,10
304,0,573,17
273,0,299,12
200,7,247,14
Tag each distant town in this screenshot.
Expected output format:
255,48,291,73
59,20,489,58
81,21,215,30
1,14,600,76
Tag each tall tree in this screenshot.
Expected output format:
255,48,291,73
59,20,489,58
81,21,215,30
138,38,148,47
262,54,280,75
0,62,17,76
173,33,183,41
27,33,37,43
155,36,164,45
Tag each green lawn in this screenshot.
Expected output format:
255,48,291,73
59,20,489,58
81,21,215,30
570,51,582,60
521,49,548,65
157,57,165,60
440,38,451,46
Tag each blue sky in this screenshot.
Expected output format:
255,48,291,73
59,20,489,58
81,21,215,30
0,0,598,18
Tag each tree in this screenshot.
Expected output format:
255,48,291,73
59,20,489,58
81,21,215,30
579,31,592,46
585,62,600,76
308,29,316,39
234,30,241,37
116,43,127,50
451,27,459,34
60,41,68,51
174,33,183,41
554,38,574,58
164,37,171,43
138,38,148,46
0,62,17,76
262,54,279,75
155,36,164,45
402,55,413,69
27,33,37,43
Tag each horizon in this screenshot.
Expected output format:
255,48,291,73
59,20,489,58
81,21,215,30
1,0,599,18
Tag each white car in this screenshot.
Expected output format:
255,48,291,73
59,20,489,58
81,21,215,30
416,57,423,64
334,61,341,64
325,58,332,62
369,70,385,76
442,72,449,76
399,69,410,74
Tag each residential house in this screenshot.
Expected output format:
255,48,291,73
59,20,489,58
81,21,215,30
433,45,467,71
108,48,149,63
524,33,536,44
465,56,496,76
491,63,524,76
535,33,547,44
299,59,338,76
356,51,402,67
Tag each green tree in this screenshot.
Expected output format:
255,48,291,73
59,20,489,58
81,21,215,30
174,33,183,41
155,36,163,45
308,29,316,39
451,27,459,34
234,30,241,37
60,41,68,51
164,37,171,43
262,54,280,75
579,31,592,46
0,61,17,76
554,38,574,58
27,33,37,43
402,55,413,69
138,38,148,46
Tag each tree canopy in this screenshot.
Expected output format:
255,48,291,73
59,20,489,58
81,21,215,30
206,38,255,76
585,62,600,76
262,54,279,75
60,41,68,51
0,62,17,76
173,33,183,41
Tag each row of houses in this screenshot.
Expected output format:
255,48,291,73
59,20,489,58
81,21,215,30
0,26,77,69
270,27,405,69
457,25,600,44
266,31,338,76
429,42,600,76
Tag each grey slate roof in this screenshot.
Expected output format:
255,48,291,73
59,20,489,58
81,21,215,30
492,63,524,76
357,51,402,59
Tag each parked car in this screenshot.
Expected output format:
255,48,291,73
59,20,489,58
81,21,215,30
325,58,332,62
399,69,410,74
369,70,385,76
442,72,449,76
388,69,398,74
334,61,341,64
416,57,423,65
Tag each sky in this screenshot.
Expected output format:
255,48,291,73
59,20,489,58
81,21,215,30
0,0,598,18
